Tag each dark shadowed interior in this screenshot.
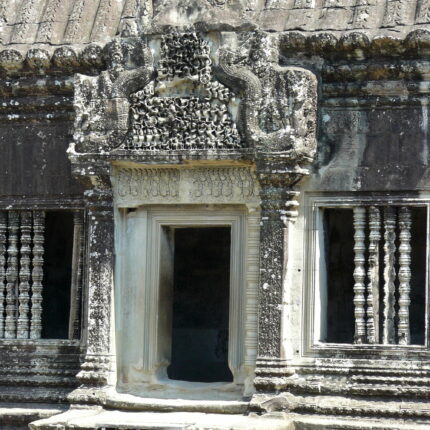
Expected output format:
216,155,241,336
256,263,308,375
41,211,74,339
323,207,426,345
167,227,233,383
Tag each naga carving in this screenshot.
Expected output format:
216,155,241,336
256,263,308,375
72,32,317,160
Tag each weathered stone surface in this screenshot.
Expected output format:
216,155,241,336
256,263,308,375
1,0,430,429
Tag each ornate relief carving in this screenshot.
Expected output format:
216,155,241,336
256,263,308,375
123,33,241,151
382,0,408,27
415,0,430,23
191,168,256,199
158,33,212,84
116,168,180,199
36,0,62,43
126,93,240,150
113,166,259,205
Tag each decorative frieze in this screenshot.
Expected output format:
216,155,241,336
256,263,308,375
113,167,259,206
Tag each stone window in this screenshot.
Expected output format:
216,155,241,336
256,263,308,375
305,195,429,355
0,209,85,340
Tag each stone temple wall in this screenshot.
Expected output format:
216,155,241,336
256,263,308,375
1,0,430,429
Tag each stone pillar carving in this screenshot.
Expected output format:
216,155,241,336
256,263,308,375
255,161,305,361
71,173,116,399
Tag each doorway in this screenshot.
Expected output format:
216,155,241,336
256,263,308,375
167,227,233,382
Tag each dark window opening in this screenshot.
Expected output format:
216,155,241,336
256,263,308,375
41,211,74,339
322,207,426,345
324,209,355,343
167,227,233,383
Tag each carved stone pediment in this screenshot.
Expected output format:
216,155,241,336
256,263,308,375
71,32,318,168
73,34,242,154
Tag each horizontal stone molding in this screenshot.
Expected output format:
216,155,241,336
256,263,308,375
112,166,261,207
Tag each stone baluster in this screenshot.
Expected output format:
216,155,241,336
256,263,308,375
353,207,366,344
5,211,19,339
0,212,7,338
17,211,32,339
398,206,412,345
383,206,397,345
68,211,85,340
30,211,45,339
366,206,381,344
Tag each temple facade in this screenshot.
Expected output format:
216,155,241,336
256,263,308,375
1,1,430,429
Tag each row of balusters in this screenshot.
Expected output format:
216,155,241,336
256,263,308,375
353,206,413,345
0,210,84,340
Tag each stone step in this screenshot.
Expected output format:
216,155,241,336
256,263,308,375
0,386,72,403
0,375,78,387
0,403,65,430
28,408,430,430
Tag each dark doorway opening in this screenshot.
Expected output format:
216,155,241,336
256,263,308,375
167,227,233,383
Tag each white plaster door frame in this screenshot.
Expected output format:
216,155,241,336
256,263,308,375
115,205,259,395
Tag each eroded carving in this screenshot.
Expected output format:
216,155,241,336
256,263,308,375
114,166,259,204
191,168,256,199
158,33,212,84
117,168,180,199
126,93,240,150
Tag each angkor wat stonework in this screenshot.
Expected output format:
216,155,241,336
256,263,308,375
1,1,430,429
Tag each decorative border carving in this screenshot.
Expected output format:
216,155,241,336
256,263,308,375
112,166,260,207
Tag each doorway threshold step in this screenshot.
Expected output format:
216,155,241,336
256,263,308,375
29,407,292,430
